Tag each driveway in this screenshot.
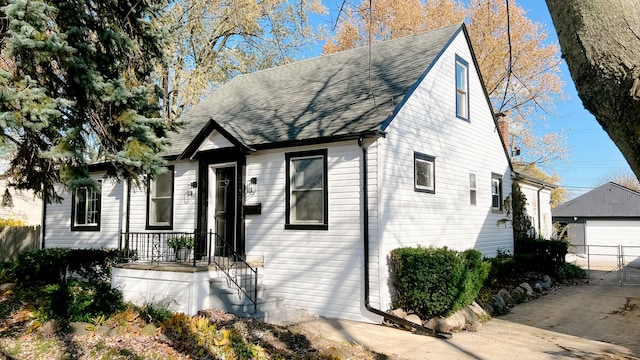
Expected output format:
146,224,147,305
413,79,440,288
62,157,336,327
298,281,640,359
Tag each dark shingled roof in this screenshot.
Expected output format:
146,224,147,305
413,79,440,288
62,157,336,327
164,24,464,158
553,182,640,218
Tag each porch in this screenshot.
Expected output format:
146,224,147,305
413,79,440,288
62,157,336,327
114,231,273,319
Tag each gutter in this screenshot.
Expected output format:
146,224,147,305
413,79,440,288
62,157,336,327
358,137,451,339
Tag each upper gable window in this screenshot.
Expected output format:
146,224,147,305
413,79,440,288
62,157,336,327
71,181,101,231
147,166,174,230
455,56,469,120
285,149,328,230
414,152,435,193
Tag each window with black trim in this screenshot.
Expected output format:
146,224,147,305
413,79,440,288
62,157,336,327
491,174,503,211
147,166,174,229
71,181,101,231
285,149,328,230
469,173,477,205
414,152,435,193
455,56,469,120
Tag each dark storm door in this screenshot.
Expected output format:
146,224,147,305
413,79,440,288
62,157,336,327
214,167,236,256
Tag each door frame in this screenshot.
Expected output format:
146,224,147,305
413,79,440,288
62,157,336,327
208,163,237,254
195,148,247,258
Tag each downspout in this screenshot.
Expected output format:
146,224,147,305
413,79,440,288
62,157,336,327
124,178,131,250
41,190,47,249
358,137,450,339
536,184,546,238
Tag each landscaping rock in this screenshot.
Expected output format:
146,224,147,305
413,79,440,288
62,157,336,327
461,307,478,323
485,303,495,316
69,322,91,336
389,308,407,319
511,287,526,303
468,302,489,321
498,288,514,306
533,282,544,293
0,283,15,292
466,320,482,332
424,312,465,333
37,319,59,337
445,311,466,331
424,317,445,332
406,314,422,325
543,275,553,286
519,282,534,296
494,293,506,311
539,280,551,291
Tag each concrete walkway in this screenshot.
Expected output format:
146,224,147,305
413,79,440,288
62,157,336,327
298,283,640,359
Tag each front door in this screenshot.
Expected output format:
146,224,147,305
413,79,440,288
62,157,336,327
210,166,236,256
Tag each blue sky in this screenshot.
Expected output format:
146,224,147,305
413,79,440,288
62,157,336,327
520,2,632,199
313,1,633,200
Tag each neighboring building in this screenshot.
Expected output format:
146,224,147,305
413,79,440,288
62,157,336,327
0,160,42,226
514,172,557,239
553,182,640,249
43,24,514,322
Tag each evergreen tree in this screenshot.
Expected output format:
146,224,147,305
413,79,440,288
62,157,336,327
0,0,172,202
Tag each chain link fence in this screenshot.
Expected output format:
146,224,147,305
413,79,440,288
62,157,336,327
566,244,640,285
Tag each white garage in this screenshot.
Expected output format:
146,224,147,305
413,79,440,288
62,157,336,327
553,182,640,257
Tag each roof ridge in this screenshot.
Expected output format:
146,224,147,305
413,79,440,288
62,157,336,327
226,23,464,83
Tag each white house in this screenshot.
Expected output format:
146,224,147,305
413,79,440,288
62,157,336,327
514,172,556,239
43,24,514,323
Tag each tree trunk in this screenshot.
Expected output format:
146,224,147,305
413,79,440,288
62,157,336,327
545,0,640,179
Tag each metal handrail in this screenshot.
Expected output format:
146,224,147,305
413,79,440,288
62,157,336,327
207,230,258,314
120,230,259,313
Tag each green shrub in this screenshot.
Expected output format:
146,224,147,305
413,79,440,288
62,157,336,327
390,246,490,318
14,248,129,284
514,236,568,273
11,248,127,323
555,263,586,283
139,302,174,324
485,249,517,288
0,261,15,283
18,280,124,323
167,236,194,249
453,249,491,312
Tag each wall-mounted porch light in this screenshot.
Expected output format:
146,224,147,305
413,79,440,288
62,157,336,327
247,177,257,194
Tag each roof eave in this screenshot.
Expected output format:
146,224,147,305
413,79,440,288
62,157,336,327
177,119,255,160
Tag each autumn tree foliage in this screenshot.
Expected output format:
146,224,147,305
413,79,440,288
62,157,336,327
159,0,326,119
517,164,567,208
0,0,171,201
324,0,565,171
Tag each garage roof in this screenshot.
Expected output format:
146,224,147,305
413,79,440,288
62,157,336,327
553,182,640,218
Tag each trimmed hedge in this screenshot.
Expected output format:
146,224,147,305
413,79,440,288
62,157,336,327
14,248,129,284
390,246,490,318
514,236,568,273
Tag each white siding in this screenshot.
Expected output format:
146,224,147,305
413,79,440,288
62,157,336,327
519,182,554,239
45,160,198,249
196,131,233,152
45,172,123,249
244,142,379,322
129,160,198,232
376,31,513,310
